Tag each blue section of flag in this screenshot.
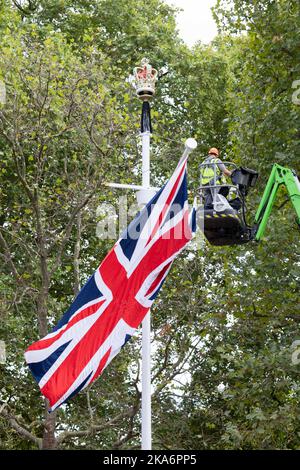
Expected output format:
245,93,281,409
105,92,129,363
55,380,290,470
122,334,132,349
52,274,103,332
149,278,167,301
171,173,187,210
162,174,187,228
190,197,197,235
64,371,93,405
119,184,164,261
28,340,72,383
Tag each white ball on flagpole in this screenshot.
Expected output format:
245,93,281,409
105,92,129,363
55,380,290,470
185,138,198,150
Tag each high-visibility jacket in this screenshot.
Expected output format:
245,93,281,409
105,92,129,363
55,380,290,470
200,156,226,186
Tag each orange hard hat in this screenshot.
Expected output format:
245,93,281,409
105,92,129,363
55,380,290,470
208,147,219,156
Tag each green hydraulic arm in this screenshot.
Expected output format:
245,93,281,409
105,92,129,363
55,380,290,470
253,164,300,241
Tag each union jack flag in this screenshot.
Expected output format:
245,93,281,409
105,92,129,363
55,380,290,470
25,154,196,411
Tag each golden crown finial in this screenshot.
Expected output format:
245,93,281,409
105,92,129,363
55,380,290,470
133,58,158,101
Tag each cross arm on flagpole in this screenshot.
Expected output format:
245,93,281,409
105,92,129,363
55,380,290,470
105,182,160,191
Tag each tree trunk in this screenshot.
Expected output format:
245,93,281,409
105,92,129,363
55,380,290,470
42,407,57,449
35,199,57,450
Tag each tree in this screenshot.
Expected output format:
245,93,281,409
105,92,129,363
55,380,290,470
213,0,300,173
0,18,141,448
1,0,299,451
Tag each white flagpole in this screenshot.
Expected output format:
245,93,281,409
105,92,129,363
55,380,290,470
108,60,198,450
141,130,152,450
133,58,159,450
106,55,197,449
107,58,158,449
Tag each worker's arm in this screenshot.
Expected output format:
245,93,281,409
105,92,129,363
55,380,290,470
223,168,232,177
217,160,232,177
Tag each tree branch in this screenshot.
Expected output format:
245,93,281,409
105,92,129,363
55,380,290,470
153,337,202,397
0,407,42,448
57,403,140,446
152,334,173,383
0,230,23,284
49,189,98,277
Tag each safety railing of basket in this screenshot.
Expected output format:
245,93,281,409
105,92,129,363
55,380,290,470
197,162,242,205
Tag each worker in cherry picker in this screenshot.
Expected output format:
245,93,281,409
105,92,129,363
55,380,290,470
200,147,232,209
